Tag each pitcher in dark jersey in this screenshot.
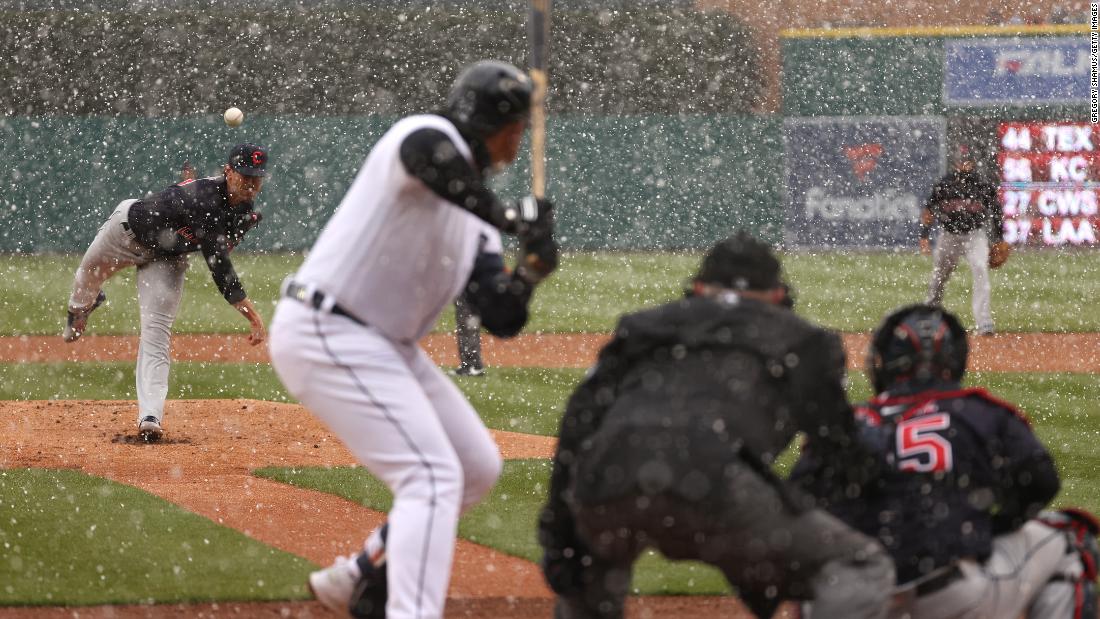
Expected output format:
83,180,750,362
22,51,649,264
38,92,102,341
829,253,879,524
63,143,269,442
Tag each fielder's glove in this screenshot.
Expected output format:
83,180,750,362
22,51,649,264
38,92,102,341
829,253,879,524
988,241,1011,269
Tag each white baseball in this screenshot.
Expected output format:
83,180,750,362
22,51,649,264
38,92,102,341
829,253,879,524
224,107,244,127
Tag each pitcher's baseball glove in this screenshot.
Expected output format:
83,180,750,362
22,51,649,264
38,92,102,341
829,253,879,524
989,241,1011,269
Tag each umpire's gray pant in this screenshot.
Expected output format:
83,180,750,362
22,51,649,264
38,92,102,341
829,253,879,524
558,460,894,619
926,229,993,333
68,200,189,423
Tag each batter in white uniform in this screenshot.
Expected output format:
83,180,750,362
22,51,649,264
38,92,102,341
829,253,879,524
268,60,558,619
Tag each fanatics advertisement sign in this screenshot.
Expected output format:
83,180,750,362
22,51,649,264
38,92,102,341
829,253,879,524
783,117,945,249
944,37,1090,106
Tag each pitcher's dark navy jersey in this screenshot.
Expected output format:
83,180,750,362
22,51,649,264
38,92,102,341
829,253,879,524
792,386,1059,584
923,170,1003,241
127,177,258,304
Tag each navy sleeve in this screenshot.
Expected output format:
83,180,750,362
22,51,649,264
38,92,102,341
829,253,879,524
399,127,506,227
984,181,1004,243
200,234,246,304
462,251,531,338
990,412,1060,534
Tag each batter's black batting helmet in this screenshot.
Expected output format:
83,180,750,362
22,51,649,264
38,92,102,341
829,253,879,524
446,60,532,139
867,304,969,394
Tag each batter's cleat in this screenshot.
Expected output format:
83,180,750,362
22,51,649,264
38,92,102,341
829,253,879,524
62,291,107,343
309,555,360,613
348,558,387,619
137,416,163,443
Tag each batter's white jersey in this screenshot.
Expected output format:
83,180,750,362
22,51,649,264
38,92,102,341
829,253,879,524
295,114,488,343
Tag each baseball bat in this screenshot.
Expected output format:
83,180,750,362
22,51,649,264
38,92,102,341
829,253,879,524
528,0,551,199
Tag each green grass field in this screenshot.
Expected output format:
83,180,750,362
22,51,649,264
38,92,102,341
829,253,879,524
0,469,313,606
7,249,1100,334
4,249,1100,606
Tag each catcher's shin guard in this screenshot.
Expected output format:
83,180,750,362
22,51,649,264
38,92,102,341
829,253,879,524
1035,508,1100,619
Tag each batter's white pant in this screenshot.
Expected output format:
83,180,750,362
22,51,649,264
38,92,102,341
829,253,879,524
891,520,1074,619
926,229,993,333
268,297,503,619
68,200,189,423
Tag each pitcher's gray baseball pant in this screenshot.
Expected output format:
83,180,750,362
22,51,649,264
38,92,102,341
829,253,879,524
926,229,993,332
69,200,188,423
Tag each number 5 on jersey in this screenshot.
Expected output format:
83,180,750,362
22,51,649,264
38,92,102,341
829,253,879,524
895,413,953,473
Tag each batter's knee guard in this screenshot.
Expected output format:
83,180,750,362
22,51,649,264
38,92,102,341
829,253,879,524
1033,508,1100,619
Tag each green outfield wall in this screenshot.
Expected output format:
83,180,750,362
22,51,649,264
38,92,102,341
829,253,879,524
781,25,1091,120
0,115,783,252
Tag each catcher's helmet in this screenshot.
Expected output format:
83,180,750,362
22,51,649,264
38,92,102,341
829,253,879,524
446,60,532,139
867,304,969,394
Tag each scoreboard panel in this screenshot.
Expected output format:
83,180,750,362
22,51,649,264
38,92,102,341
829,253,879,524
998,122,1099,246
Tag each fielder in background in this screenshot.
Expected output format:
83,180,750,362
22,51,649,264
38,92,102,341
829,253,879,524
451,296,486,376
793,304,1098,618
62,143,268,442
538,232,893,619
919,147,1010,335
268,60,558,619
450,220,500,378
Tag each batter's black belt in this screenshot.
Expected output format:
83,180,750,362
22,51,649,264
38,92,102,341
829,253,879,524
284,281,367,327
914,564,964,596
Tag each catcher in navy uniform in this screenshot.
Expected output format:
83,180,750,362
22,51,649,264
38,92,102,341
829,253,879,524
793,304,1098,618
63,143,268,442
538,232,893,619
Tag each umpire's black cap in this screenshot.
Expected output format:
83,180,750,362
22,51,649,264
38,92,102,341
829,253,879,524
227,143,268,177
694,232,782,291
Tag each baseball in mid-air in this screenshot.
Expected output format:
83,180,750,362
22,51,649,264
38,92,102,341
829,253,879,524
223,107,244,127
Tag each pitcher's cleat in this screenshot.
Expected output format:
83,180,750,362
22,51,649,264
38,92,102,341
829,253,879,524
137,416,163,443
62,291,107,343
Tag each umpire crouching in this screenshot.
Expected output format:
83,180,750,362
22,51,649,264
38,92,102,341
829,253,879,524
538,232,893,619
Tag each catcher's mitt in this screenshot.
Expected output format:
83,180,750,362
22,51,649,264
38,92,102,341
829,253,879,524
988,241,1011,269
